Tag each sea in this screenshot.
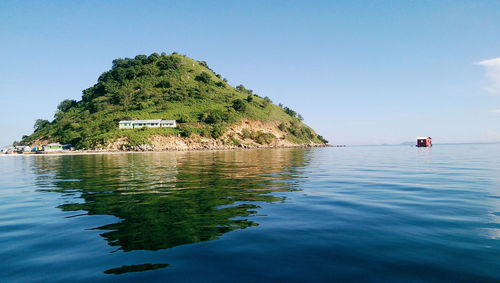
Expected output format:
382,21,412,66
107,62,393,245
0,144,499,282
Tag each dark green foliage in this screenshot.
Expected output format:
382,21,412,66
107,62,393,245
199,128,211,137
155,80,171,88
283,106,297,118
157,56,181,70
147,53,160,62
57,99,77,113
177,114,192,123
201,109,233,124
211,124,225,138
180,127,193,137
134,54,148,64
240,129,275,144
236,84,252,94
34,119,50,131
232,99,247,112
285,121,316,141
40,152,297,256
246,95,253,103
198,61,209,69
252,131,275,144
228,136,241,146
318,135,329,144
278,122,286,132
195,72,211,83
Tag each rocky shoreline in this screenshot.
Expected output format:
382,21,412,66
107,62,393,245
1,143,331,156
103,139,328,152
17,119,330,155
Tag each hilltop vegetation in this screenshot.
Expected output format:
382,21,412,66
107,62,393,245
21,52,327,150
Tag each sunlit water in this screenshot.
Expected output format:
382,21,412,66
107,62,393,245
0,145,499,282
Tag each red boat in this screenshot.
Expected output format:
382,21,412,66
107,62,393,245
416,137,432,147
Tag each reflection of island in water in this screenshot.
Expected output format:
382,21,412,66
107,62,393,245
32,149,311,274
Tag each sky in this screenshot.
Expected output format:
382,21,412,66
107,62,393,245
1,0,499,146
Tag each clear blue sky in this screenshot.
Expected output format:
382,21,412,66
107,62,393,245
1,0,499,146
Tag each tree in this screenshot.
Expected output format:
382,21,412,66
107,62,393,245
134,54,148,64
246,95,253,103
147,53,160,63
262,96,272,107
318,135,329,144
34,119,50,131
157,56,181,70
57,99,77,113
199,61,209,68
236,84,252,94
283,107,297,118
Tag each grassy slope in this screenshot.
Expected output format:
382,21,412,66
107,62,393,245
23,53,326,149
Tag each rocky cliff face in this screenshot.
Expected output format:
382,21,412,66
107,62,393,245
101,119,326,151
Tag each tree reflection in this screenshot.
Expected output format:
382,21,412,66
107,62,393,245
32,149,310,273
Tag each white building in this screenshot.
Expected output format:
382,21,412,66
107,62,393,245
118,119,177,129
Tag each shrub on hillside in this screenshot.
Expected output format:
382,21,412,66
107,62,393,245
278,122,286,131
236,84,253,94
241,128,251,139
232,99,247,112
252,131,275,145
200,109,233,124
180,128,193,137
155,80,171,88
211,124,225,138
195,72,211,83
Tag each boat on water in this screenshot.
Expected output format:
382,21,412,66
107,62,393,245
416,136,432,147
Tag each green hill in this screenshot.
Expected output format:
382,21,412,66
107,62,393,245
22,52,328,150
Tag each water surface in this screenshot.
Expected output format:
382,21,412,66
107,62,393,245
0,145,499,281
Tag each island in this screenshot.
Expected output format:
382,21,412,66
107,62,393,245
20,52,328,151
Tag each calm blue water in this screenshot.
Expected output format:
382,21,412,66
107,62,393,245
0,145,499,282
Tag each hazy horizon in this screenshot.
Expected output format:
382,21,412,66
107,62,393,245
1,1,499,146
